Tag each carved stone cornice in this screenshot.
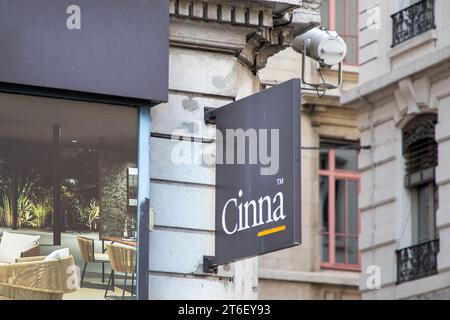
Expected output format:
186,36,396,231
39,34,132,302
170,0,321,73
170,0,276,27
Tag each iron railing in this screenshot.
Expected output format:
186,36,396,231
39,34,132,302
396,239,439,284
391,0,436,47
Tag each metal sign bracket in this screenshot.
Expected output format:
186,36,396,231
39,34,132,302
203,255,218,274
204,107,217,125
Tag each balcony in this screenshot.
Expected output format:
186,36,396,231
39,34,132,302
391,0,436,47
396,239,439,284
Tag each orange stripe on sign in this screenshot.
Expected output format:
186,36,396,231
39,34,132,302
257,225,286,237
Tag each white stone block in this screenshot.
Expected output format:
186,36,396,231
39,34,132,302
151,181,215,231
149,275,234,300
151,137,215,186
169,47,243,97
152,93,232,137
192,1,204,18
234,7,246,24
207,3,218,20
149,229,214,274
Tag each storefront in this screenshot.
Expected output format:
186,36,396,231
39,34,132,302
0,0,317,300
0,0,168,299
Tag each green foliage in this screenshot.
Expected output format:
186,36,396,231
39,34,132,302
0,149,100,232
77,199,100,231
0,193,12,227
0,172,52,229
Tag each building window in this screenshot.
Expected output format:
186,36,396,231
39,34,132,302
397,114,439,284
391,0,436,47
320,0,359,65
320,141,361,271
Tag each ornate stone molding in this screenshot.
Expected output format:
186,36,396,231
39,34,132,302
394,77,436,128
236,27,295,73
170,0,275,27
169,0,321,73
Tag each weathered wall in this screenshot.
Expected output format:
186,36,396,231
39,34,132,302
342,0,450,300
147,0,311,299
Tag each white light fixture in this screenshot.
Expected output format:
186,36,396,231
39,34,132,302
292,28,348,95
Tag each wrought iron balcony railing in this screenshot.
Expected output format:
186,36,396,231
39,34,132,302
396,239,439,284
391,0,436,47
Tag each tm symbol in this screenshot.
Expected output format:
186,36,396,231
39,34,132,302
276,178,284,186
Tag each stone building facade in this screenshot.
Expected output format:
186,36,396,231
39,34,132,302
148,0,320,299
341,0,450,299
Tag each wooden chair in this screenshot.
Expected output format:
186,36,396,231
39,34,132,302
76,236,110,286
0,255,78,300
105,243,136,299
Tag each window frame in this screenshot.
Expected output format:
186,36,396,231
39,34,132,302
321,0,360,66
320,149,361,271
402,114,439,247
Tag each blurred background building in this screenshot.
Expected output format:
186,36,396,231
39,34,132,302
342,0,450,299
258,0,362,300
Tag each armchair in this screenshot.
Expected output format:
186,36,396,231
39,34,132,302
0,255,78,300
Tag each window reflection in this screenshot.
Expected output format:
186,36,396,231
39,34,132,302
319,141,360,270
0,93,137,243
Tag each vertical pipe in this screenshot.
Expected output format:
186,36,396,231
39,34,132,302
136,106,151,300
52,125,61,246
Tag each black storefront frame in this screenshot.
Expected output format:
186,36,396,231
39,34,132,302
136,106,151,300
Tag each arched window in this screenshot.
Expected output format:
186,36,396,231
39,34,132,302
402,114,438,244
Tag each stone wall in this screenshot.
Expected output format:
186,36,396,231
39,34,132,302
98,150,136,238
146,0,319,300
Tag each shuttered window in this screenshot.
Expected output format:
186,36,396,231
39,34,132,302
403,114,438,188
402,114,438,245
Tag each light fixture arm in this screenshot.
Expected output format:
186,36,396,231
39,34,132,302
301,39,344,95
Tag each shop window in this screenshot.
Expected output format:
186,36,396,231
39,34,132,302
0,94,138,244
319,141,361,271
320,0,359,65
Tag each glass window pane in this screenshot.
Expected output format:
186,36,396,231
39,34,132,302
348,180,359,235
320,176,329,232
348,0,358,35
320,0,330,29
335,148,358,171
335,180,346,234
322,234,329,262
0,93,138,241
348,237,358,265
335,0,346,33
335,235,346,264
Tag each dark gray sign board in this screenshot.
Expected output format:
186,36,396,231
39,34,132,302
0,0,169,106
210,79,301,267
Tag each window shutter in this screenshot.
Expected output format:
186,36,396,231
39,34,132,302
403,115,438,188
